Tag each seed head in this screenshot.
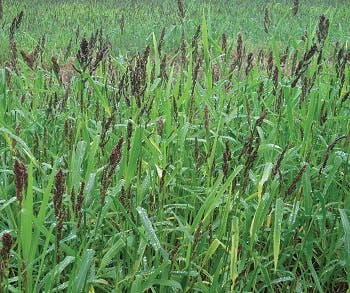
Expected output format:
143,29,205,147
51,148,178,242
272,145,289,178
157,118,165,137
319,135,347,178
77,37,90,68
236,33,243,70
53,169,65,218
267,51,273,75
317,15,329,48
177,0,185,19
1,232,13,258
9,11,24,41
263,7,271,33
158,27,166,55
221,33,227,55
76,182,85,229
255,108,268,128
272,66,279,95
13,160,27,210
120,14,125,35
292,0,299,16
191,25,201,51
286,164,307,196
0,232,13,278
100,137,124,204
109,137,124,168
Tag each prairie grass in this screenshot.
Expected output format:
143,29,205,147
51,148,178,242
0,0,350,292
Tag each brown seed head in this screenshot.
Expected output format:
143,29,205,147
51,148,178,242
120,14,125,35
109,137,124,168
267,51,273,74
158,27,166,55
286,164,307,196
272,145,289,177
177,0,185,19
13,160,27,209
292,0,299,16
157,118,165,137
272,66,279,95
77,37,90,67
263,7,271,33
191,25,201,50
236,33,243,69
9,11,24,41
319,135,347,178
1,232,13,257
53,169,65,218
245,52,254,75
221,33,227,55
255,108,268,128
317,14,329,48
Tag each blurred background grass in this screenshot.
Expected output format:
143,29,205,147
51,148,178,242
1,0,349,59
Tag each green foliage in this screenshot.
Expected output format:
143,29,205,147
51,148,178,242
0,0,350,292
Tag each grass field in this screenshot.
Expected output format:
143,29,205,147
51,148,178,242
0,0,350,292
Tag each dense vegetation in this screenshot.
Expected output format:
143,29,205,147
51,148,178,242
0,0,349,292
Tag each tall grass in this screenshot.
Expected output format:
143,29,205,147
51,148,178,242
0,0,350,292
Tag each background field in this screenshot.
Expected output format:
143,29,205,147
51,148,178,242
0,0,350,292
1,0,350,57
